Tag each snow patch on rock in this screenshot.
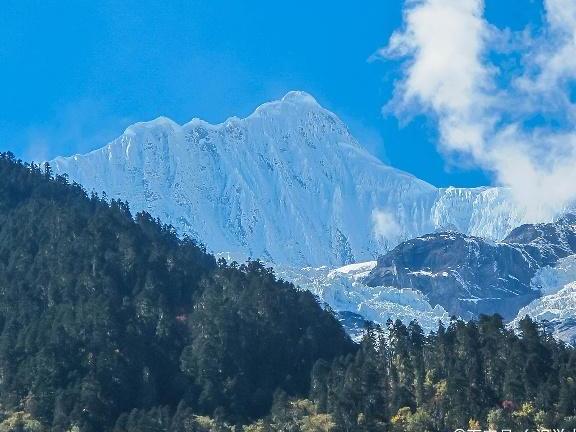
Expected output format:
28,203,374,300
512,282,576,344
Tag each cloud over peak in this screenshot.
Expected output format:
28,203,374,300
383,0,576,222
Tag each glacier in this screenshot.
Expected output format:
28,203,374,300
512,255,576,344
277,261,451,339
51,91,527,268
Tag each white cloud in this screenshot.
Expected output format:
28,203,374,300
383,0,576,222
515,0,576,116
372,209,401,242
383,0,491,158
0,99,134,163
384,0,488,111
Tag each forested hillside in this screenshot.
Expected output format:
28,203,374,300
163,316,576,432
0,152,354,431
303,316,576,431
2,151,576,432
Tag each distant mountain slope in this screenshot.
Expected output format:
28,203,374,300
365,215,576,320
51,91,524,267
511,255,576,344
278,261,450,339
513,283,576,344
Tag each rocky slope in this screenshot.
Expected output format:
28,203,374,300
365,215,576,320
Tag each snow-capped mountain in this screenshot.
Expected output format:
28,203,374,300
48,91,576,340
276,215,576,340
51,91,524,268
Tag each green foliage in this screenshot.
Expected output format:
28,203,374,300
241,394,336,432
309,316,576,431
391,407,433,432
0,412,45,432
0,153,353,431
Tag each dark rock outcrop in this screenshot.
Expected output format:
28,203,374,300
364,215,576,320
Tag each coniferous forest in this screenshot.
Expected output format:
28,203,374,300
1,151,576,432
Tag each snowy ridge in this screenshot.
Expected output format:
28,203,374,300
433,187,524,240
528,254,576,293
512,282,576,344
512,255,576,344
51,91,526,267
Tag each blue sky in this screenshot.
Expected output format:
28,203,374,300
0,0,547,187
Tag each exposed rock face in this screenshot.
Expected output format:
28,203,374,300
365,215,576,320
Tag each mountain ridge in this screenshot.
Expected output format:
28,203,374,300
365,215,576,320
50,91,526,267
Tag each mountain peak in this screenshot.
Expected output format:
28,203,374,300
280,90,319,105
124,116,179,136
250,91,324,119
50,93,523,267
